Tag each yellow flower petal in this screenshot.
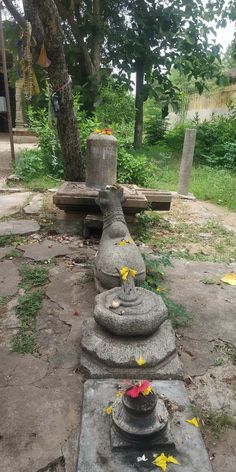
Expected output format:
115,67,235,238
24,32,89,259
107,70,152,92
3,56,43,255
116,391,123,398
153,453,168,471
94,128,102,133
167,455,180,465
105,405,113,415
119,241,126,247
137,356,145,366
221,273,236,286
120,266,129,281
129,268,137,278
186,417,199,428
153,453,180,470
143,386,152,396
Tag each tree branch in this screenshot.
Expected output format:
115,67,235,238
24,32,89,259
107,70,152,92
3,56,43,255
55,0,95,76
2,0,27,29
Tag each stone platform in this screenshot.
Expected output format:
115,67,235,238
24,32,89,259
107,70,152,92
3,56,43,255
80,319,183,379
53,182,172,214
77,380,213,472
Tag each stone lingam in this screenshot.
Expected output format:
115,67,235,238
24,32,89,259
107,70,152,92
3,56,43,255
81,264,182,379
94,186,146,292
111,381,174,450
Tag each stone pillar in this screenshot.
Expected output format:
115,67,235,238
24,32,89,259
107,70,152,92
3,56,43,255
86,132,117,188
178,128,197,196
14,79,25,129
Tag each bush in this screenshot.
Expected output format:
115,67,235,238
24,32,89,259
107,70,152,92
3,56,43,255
117,147,149,186
164,110,236,170
27,105,63,177
195,113,236,169
145,114,167,145
15,149,44,181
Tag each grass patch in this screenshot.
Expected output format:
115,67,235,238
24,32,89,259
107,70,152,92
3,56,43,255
11,290,44,354
21,175,62,190
19,264,49,289
133,144,236,211
141,254,191,328
201,410,235,439
0,235,26,247
4,249,23,259
134,211,236,264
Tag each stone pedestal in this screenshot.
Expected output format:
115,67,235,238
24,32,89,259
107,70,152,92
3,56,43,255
77,380,214,472
80,279,183,379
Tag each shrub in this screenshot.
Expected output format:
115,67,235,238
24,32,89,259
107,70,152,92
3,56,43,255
117,147,149,186
145,114,167,145
164,110,236,170
15,149,44,181
27,105,63,177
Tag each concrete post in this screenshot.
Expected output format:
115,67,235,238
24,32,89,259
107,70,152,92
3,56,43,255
86,132,117,188
178,128,197,196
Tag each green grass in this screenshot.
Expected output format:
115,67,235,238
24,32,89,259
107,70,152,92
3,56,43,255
19,264,49,289
4,249,23,259
133,144,236,211
0,235,26,247
11,290,44,354
21,175,62,190
141,254,191,328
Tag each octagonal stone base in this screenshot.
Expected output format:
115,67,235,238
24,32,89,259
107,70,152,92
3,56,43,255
80,319,183,379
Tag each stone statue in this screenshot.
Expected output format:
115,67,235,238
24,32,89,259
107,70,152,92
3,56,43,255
94,187,146,292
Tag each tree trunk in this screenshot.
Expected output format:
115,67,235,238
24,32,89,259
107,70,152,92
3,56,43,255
31,0,84,181
134,61,144,148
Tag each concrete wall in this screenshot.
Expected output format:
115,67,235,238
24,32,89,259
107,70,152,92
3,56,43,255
168,84,236,127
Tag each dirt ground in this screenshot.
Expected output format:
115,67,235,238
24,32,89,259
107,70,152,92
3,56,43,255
0,193,235,472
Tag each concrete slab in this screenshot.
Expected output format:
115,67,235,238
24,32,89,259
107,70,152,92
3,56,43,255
24,194,44,215
0,192,32,218
0,260,20,296
0,246,13,259
164,260,236,348
20,239,78,260
0,219,40,236
77,379,213,472
0,364,81,472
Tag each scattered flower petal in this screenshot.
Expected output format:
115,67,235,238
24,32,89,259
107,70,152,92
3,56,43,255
153,453,168,471
137,454,148,462
156,287,165,293
167,455,180,465
105,405,113,415
186,417,199,428
143,385,152,396
221,273,236,286
137,356,145,366
120,266,137,281
126,380,150,398
116,391,123,398
153,453,180,471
